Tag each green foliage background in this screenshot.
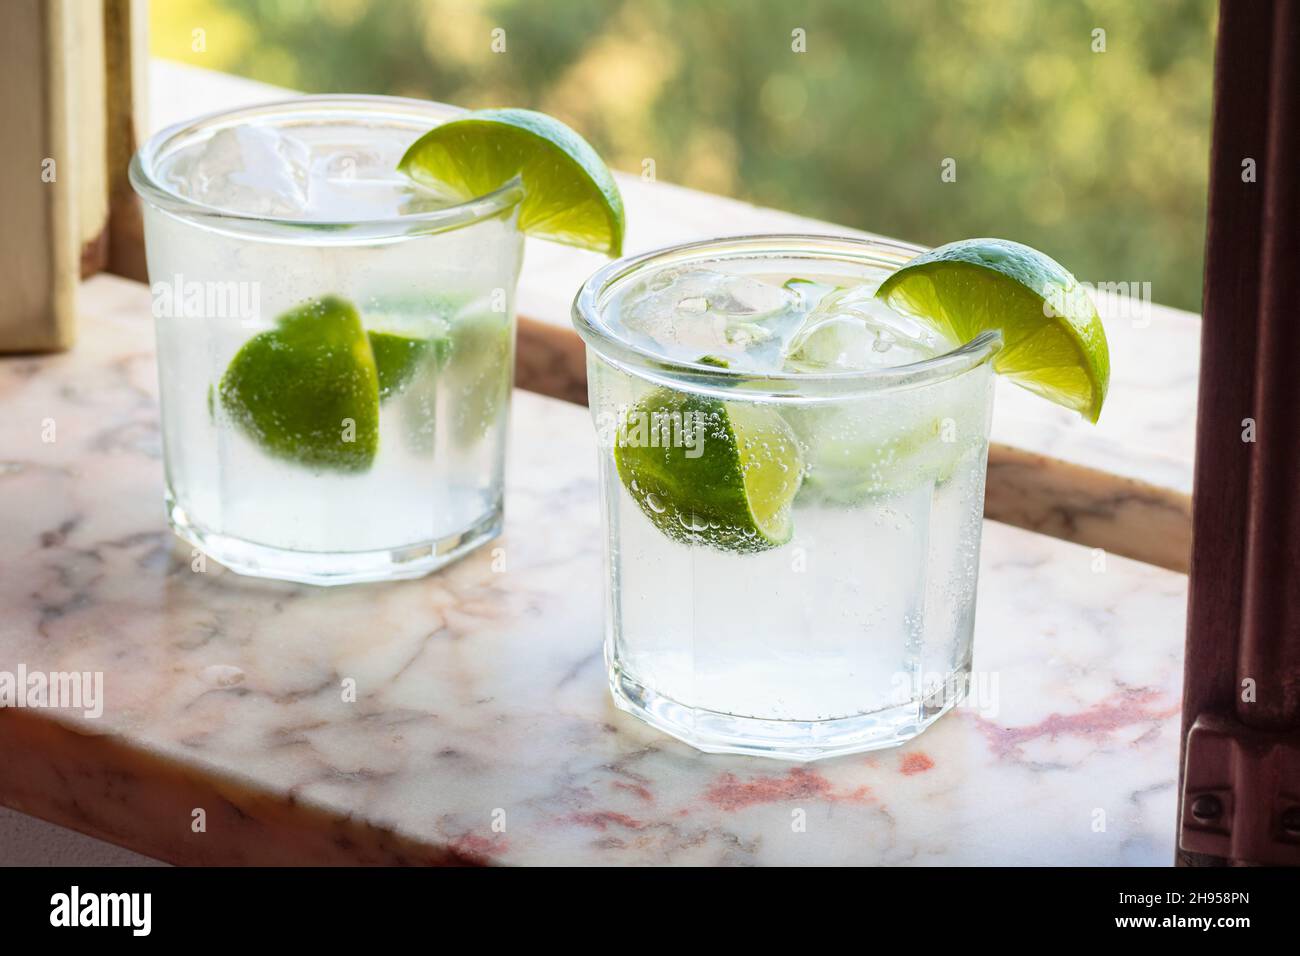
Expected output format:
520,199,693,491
154,0,1215,312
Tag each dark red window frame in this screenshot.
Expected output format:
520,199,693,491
1178,0,1300,867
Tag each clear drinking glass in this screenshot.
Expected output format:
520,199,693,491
130,96,524,585
574,235,1001,759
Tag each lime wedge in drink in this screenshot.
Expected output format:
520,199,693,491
875,238,1110,422
398,108,625,256
365,315,449,400
614,389,804,553
219,295,380,472
368,332,431,400
442,309,512,448
789,406,976,505
368,313,453,456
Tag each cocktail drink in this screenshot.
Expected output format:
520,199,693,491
131,97,623,585
130,97,522,584
574,235,1109,759
576,236,996,757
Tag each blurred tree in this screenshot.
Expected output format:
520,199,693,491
153,0,1213,312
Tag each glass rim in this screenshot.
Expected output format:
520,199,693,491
571,233,1002,400
128,93,526,241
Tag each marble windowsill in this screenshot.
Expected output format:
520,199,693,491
0,275,1188,865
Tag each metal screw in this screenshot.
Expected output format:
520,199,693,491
1190,794,1223,822
1281,806,1300,837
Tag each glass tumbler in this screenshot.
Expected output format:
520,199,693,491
130,96,524,585
573,235,1000,759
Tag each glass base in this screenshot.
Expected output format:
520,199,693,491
609,664,964,762
168,499,503,586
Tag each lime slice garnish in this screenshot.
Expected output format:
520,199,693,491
219,296,379,472
398,108,625,256
614,388,803,553
875,238,1110,422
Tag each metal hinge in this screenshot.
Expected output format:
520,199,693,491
1180,713,1300,865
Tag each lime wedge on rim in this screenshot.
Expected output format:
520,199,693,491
398,108,624,256
875,238,1110,422
614,389,803,553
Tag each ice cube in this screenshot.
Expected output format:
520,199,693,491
616,268,800,363
165,126,311,217
307,141,449,218
782,284,951,371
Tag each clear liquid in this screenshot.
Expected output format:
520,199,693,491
589,258,995,757
144,114,522,582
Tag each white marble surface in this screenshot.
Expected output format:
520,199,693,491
0,275,1188,865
